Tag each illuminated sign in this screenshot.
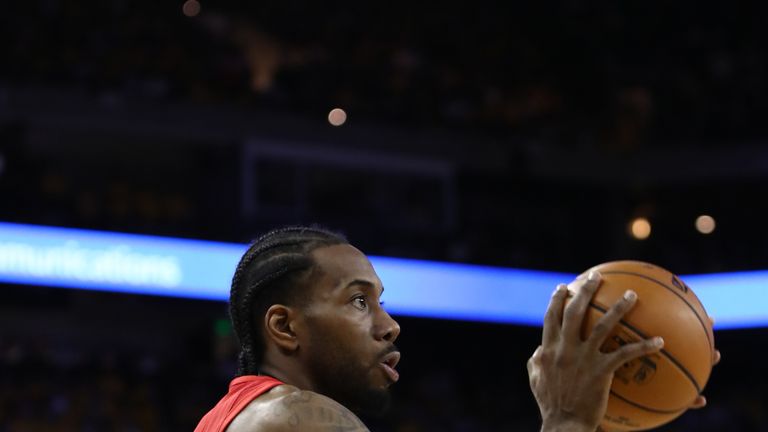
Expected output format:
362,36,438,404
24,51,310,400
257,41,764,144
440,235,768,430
0,222,765,329
0,222,241,299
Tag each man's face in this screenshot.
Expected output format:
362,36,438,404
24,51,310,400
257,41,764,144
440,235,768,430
298,244,401,416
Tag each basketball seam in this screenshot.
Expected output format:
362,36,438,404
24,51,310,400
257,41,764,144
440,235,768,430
589,301,703,396
600,270,714,355
608,390,687,415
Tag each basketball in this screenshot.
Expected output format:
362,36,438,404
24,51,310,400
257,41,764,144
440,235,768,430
570,261,716,431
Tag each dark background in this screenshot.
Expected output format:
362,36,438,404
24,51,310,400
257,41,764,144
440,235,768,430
1,0,766,430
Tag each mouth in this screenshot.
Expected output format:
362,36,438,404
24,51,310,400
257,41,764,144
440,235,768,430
379,351,401,384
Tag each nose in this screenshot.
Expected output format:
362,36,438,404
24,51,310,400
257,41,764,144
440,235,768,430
375,309,401,343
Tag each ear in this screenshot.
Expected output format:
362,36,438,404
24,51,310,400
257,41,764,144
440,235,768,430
264,304,300,352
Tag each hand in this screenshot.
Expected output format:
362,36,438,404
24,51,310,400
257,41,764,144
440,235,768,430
528,271,665,432
688,316,721,409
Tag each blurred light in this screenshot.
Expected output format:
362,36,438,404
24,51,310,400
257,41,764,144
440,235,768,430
696,214,716,234
0,221,767,329
182,0,201,17
629,217,651,240
214,318,232,337
328,108,347,126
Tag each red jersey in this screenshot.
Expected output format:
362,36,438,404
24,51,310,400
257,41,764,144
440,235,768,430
195,375,284,432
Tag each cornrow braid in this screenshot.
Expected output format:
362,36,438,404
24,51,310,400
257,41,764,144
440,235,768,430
229,226,348,376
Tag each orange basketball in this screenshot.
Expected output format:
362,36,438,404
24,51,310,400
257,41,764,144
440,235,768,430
571,261,716,431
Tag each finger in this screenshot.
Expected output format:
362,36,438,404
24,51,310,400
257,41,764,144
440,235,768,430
562,271,601,340
527,346,542,390
527,345,543,375
689,395,706,409
707,316,721,366
606,337,664,371
588,290,637,349
542,284,568,346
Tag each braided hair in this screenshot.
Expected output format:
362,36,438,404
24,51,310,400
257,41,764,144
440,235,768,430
229,226,348,376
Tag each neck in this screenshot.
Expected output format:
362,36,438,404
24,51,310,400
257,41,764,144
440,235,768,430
258,361,315,391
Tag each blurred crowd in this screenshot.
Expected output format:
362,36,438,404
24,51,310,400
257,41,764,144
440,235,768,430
1,0,766,275
3,0,768,149
0,310,766,432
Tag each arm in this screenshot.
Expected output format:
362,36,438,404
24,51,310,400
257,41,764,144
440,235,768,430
527,271,663,432
227,388,370,432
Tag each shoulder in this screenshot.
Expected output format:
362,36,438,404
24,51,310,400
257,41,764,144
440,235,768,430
226,384,370,432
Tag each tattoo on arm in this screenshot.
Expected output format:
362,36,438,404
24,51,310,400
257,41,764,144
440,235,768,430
281,391,370,432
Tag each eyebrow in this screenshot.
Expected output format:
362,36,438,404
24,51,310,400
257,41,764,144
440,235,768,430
344,279,384,295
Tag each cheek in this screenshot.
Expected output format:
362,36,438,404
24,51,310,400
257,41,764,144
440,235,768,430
307,316,372,357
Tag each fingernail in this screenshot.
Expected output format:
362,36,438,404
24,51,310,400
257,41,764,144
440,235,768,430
553,284,566,296
653,337,664,347
587,271,599,281
624,290,637,301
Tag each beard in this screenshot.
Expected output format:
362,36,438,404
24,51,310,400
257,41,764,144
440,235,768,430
305,330,394,417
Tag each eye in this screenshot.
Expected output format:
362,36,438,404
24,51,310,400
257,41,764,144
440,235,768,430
352,296,368,310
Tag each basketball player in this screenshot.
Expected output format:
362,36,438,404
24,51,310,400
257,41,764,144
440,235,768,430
196,227,718,432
